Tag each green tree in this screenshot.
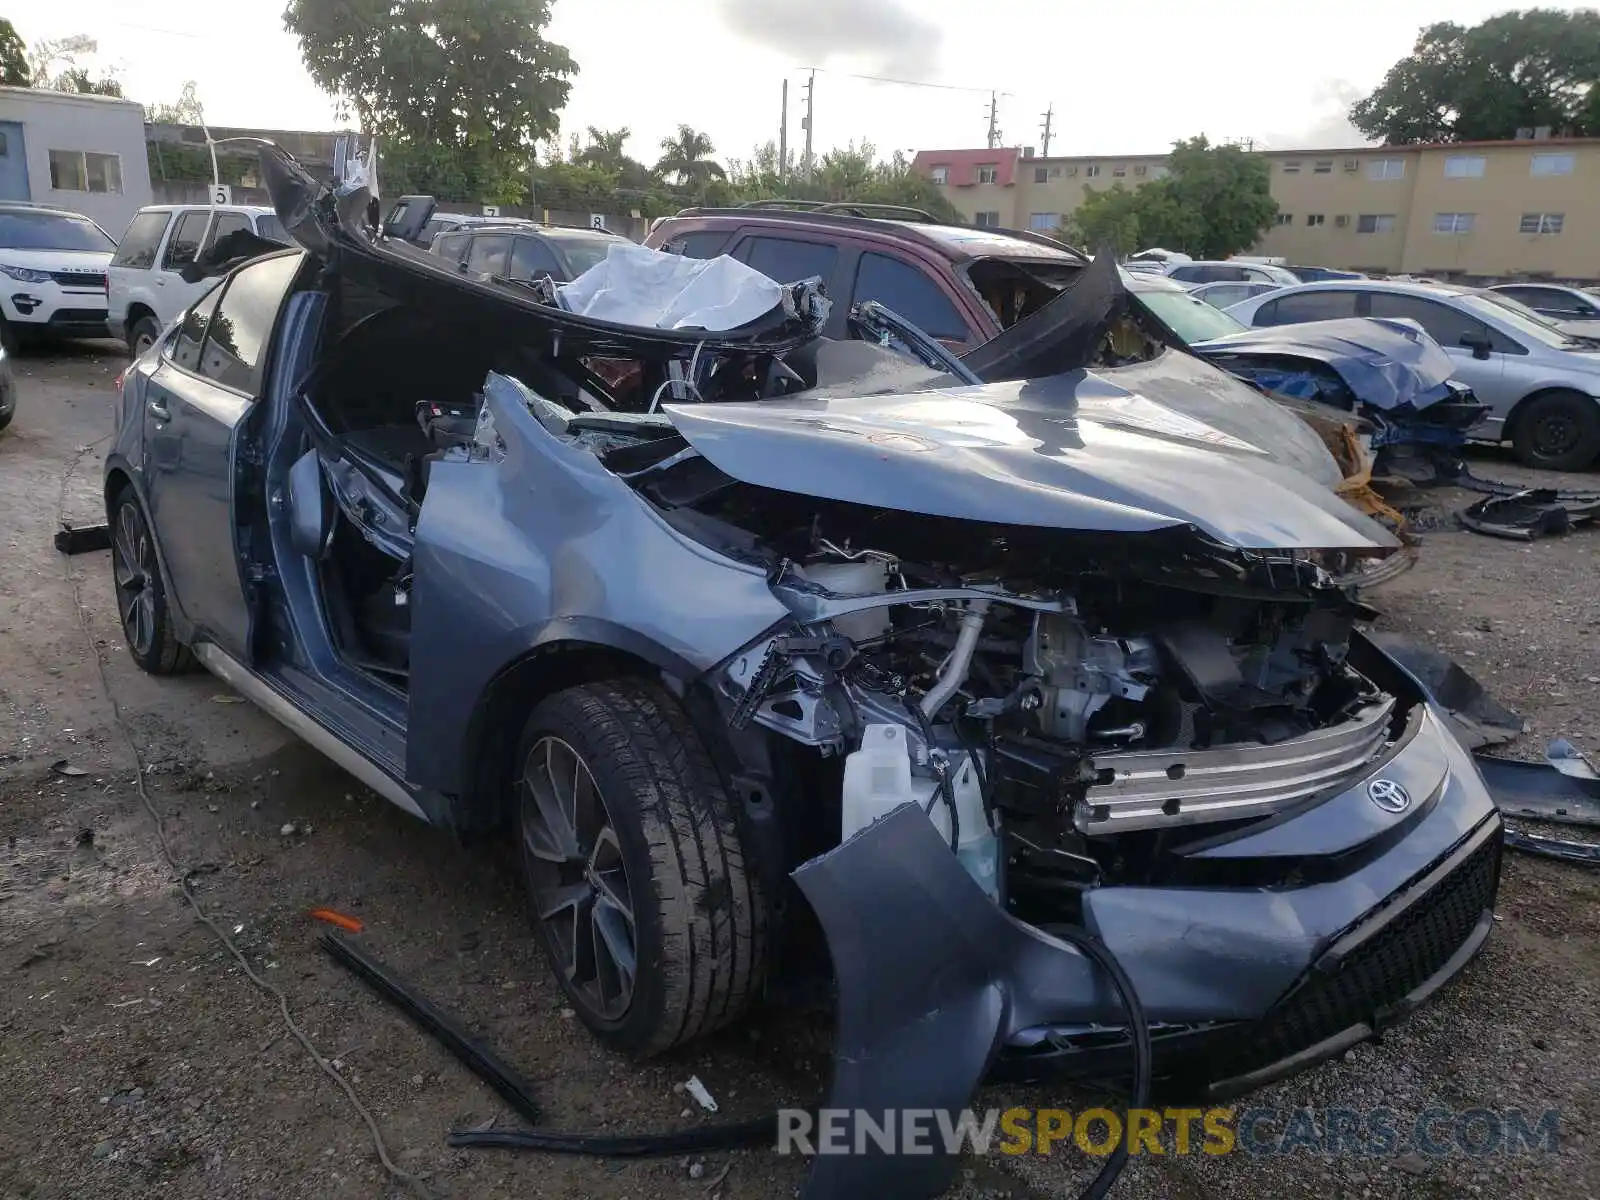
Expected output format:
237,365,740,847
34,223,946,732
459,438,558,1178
1351,10,1600,143
575,126,653,189
28,34,122,96
0,19,29,85
283,0,576,205
654,125,726,193
1062,136,1276,259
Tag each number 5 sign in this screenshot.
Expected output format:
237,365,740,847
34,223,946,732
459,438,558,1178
211,184,233,206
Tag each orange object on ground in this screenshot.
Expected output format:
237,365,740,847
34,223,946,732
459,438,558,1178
308,907,364,933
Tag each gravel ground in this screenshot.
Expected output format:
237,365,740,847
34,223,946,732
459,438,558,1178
2,344,1598,1200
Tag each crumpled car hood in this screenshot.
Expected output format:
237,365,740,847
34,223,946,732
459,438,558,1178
1191,317,1457,411
664,370,1398,551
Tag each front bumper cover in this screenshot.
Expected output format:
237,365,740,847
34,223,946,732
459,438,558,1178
791,705,1500,1200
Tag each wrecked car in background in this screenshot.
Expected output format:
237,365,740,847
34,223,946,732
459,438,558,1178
105,141,1503,1199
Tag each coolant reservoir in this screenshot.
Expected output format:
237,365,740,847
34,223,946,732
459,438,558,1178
803,559,891,642
841,723,999,900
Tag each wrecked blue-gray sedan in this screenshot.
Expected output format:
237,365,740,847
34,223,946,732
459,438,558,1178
104,143,1501,1198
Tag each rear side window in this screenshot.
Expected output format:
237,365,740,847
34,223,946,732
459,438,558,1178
741,236,838,285
852,252,970,341
161,211,211,270
1365,293,1509,351
1255,290,1360,325
510,236,563,280
205,211,251,250
431,231,470,264
196,253,301,393
668,230,730,259
171,284,223,371
255,214,288,244
466,234,511,276
112,211,172,269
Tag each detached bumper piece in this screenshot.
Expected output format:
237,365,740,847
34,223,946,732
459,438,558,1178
1459,488,1600,541
792,803,1124,1200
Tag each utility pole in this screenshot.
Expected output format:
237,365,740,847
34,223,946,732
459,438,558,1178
779,79,789,177
985,91,1000,149
801,70,815,175
1039,104,1054,157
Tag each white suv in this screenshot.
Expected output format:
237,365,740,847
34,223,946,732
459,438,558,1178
108,204,288,356
0,202,117,352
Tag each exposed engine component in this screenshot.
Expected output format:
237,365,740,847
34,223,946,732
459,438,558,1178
1022,614,1159,743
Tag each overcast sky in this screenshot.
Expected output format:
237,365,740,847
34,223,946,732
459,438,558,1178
14,1,1587,165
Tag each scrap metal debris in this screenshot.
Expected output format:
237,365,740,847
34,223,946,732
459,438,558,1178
1501,830,1600,865
53,521,111,555
683,1076,719,1114
1474,740,1600,828
318,932,781,1158
49,760,88,777
1458,488,1600,540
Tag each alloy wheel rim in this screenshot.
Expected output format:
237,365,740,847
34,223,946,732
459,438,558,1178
112,504,157,657
520,735,637,1020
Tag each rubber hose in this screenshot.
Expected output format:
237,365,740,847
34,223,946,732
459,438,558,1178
909,701,959,853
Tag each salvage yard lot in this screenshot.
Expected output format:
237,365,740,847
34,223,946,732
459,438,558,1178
2,346,1597,1200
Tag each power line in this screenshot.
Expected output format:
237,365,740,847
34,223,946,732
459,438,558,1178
798,64,1010,97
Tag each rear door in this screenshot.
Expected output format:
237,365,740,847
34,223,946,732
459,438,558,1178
728,232,848,335
142,252,303,659
151,209,216,325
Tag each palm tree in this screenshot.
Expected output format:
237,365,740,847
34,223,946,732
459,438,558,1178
654,125,726,190
578,126,632,172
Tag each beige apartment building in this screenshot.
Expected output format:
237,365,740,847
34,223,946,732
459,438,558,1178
912,137,1600,280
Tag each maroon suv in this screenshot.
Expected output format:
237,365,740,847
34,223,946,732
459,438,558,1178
643,203,1087,350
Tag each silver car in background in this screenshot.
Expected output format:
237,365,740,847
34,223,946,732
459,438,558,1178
1187,280,1282,310
1225,279,1600,470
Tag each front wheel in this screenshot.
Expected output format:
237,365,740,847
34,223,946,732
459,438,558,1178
1511,391,1600,471
109,488,193,674
514,679,767,1057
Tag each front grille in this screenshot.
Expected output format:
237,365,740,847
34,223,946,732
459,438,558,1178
1231,828,1500,1076
50,270,106,289
45,308,109,328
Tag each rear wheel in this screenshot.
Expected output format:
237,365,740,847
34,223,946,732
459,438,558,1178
128,314,162,359
110,488,193,674
1511,390,1600,471
514,679,766,1057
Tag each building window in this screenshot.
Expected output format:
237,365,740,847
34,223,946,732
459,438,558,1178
974,211,1001,228
48,149,124,194
1432,212,1475,234
1445,154,1486,179
1368,158,1406,180
1029,212,1061,231
1084,164,1100,178
1356,213,1397,234
1519,212,1564,234
1273,212,1292,226
1112,165,1126,177
1049,167,1062,178
930,165,949,184
1282,160,1302,173
1313,160,1332,174
976,164,998,184
1033,166,1048,183
1531,153,1574,177
1334,214,1350,228
1063,165,1078,177
1306,213,1325,227
1133,164,1147,176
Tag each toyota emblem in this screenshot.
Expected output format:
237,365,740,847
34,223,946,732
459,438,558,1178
1367,778,1411,813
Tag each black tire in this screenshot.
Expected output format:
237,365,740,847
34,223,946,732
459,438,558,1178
109,487,194,675
1511,390,1600,471
0,405,11,433
0,317,18,355
514,679,766,1057
128,314,162,359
